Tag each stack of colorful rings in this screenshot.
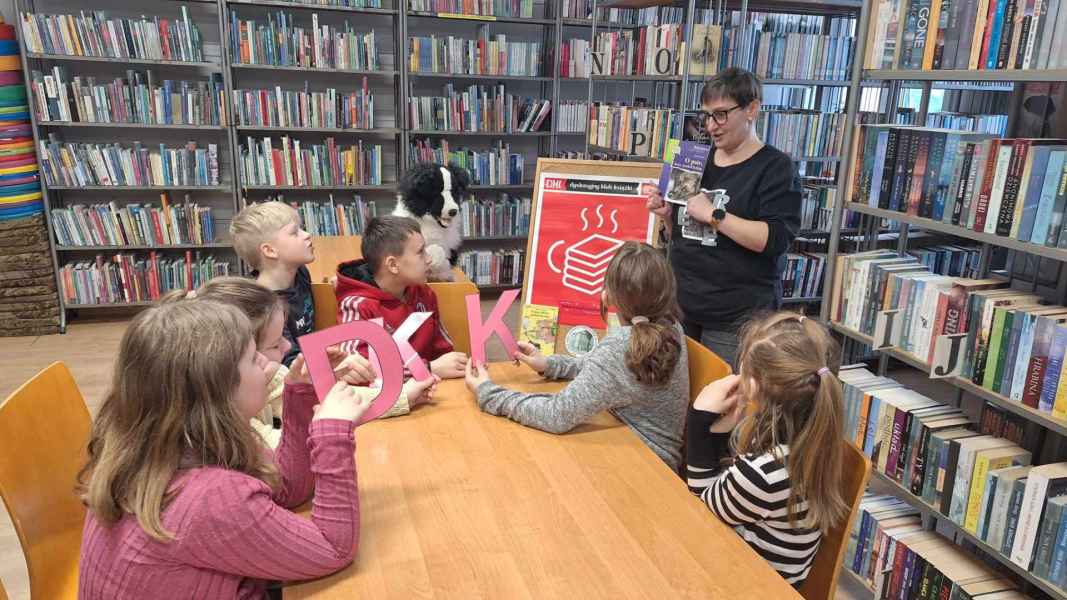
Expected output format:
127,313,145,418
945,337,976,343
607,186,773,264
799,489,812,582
0,19,42,222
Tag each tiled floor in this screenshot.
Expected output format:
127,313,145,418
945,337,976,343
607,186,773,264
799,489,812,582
0,304,870,599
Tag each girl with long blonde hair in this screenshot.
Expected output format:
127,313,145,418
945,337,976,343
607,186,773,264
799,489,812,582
685,311,847,586
78,300,377,599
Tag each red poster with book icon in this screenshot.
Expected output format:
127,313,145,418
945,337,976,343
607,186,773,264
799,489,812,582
524,172,658,329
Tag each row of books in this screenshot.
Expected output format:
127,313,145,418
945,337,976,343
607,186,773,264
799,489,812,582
689,13,857,82
910,245,982,278
832,251,993,361
406,84,550,132
763,85,848,114
852,126,1067,248
557,101,588,133
59,252,231,305
800,184,837,231
50,195,216,247
408,138,523,185
558,2,638,23
458,194,530,238
39,137,221,188
586,104,676,159
280,195,378,236
20,9,204,62
232,80,374,130
755,110,846,160
920,113,1009,137
591,25,684,77
841,366,1067,587
30,68,226,127
781,252,825,299
845,492,1025,599
239,136,382,187
457,249,523,286
229,11,379,71
409,28,543,77
864,0,1067,71
831,251,1067,420
407,0,534,18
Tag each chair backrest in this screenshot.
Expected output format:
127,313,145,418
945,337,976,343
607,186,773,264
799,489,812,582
678,337,732,479
685,336,731,401
0,362,91,599
307,235,363,284
798,442,871,600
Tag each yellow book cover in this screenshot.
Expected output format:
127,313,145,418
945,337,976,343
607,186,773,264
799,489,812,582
964,446,1031,534
1054,356,1067,418
519,304,559,356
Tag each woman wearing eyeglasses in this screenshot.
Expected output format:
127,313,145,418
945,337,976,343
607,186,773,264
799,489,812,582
646,67,802,368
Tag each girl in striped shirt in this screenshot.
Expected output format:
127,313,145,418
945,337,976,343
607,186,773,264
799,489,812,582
685,311,848,586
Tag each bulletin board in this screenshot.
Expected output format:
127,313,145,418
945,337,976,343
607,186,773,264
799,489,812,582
518,158,664,357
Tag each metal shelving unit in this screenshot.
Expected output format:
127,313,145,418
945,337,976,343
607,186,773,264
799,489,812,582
817,1,1067,595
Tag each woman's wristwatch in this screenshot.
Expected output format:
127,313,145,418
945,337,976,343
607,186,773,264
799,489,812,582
701,188,730,225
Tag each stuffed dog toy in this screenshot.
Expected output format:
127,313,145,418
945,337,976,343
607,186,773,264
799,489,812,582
393,162,471,281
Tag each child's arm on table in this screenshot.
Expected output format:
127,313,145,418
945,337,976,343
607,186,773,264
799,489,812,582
469,338,630,434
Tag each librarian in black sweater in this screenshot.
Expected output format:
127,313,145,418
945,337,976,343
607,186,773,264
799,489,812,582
647,68,802,367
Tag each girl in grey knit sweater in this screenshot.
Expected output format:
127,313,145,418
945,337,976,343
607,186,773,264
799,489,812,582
464,242,690,471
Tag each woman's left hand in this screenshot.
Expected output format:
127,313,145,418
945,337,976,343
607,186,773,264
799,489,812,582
464,360,491,393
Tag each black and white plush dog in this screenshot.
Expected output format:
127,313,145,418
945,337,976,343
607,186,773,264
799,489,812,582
394,162,471,281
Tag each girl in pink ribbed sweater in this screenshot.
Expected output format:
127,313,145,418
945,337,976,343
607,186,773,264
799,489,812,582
77,300,376,599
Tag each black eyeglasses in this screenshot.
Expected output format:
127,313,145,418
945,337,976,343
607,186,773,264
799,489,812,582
696,105,743,126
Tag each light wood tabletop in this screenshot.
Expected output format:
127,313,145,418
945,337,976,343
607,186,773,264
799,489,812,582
285,362,802,600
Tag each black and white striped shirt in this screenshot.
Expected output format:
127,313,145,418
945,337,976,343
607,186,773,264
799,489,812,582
685,407,822,586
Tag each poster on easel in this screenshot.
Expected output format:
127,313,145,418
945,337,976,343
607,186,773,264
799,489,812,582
519,158,665,358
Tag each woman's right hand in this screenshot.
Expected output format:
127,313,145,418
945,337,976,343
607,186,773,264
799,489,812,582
513,341,548,374
644,185,672,219
312,380,375,423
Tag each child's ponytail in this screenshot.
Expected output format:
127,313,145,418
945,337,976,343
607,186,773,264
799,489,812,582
626,319,682,386
602,242,683,386
734,312,849,535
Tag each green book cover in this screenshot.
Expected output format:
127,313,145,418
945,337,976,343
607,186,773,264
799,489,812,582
992,310,1018,394
983,307,1010,389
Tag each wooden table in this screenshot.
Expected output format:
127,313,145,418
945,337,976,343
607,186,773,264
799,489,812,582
285,363,802,599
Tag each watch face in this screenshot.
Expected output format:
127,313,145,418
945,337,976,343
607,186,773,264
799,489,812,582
712,208,726,221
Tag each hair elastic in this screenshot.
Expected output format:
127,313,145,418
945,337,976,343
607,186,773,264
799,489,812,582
631,316,649,324
817,367,830,376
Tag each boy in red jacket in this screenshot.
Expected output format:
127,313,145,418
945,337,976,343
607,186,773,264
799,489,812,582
335,216,469,379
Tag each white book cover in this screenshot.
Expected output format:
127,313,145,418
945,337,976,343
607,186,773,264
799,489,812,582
1011,463,1067,568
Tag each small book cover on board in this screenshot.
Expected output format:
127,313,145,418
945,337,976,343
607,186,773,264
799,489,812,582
660,140,711,205
519,304,559,356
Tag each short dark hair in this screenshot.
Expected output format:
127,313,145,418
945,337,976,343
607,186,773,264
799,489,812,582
362,216,421,273
700,67,762,108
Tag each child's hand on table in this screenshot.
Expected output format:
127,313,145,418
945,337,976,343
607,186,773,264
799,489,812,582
513,341,548,374
464,360,491,393
407,375,439,408
432,351,469,379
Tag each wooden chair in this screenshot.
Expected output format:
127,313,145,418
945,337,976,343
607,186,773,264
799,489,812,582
307,235,476,354
797,442,871,600
678,337,732,479
0,362,91,600
0,577,9,600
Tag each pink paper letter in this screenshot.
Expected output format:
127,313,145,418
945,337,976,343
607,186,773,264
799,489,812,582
466,289,520,365
298,320,404,425
392,312,434,381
